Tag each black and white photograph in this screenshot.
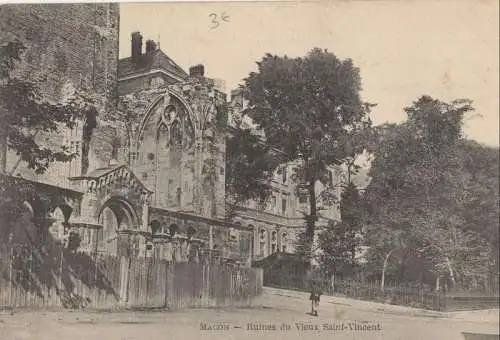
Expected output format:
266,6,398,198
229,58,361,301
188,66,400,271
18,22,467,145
0,1,498,339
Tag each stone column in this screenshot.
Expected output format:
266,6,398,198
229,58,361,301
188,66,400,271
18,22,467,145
193,130,204,216
209,225,213,250
141,192,150,232
80,188,99,225
214,135,226,220
253,226,259,260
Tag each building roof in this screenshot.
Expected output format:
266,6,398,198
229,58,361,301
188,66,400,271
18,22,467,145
82,164,123,179
118,49,189,80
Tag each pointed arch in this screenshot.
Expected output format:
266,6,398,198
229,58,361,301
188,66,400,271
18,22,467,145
137,91,196,144
157,123,170,150
22,201,34,216
54,203,73,222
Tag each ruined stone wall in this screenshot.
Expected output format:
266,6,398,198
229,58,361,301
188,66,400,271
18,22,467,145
118,76,227,220
1,4,120,183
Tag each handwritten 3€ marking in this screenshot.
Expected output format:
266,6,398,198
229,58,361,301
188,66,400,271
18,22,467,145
209,12,230,29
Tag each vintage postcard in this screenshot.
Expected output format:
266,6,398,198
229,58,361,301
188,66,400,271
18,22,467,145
0,1,498,339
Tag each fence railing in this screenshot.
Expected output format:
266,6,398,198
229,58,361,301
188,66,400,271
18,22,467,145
263,273,447,311
0,247,263,310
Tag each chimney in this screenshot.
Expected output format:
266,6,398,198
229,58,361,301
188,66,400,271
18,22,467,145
131,31,143,60
145,40,157,54
189,64,205,78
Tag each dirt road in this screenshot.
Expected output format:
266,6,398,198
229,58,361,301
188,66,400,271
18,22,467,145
0,288,498,340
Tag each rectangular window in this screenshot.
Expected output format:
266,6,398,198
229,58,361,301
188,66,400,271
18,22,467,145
299,192,308,204
271,196,276,210
329,170,333,184
282,198,287,214
282,167,287,183
176,187,181,206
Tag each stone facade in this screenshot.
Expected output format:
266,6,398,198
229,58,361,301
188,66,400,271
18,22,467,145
2,4,341,266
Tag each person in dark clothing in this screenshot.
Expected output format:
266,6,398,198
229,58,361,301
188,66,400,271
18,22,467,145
309,282,322,316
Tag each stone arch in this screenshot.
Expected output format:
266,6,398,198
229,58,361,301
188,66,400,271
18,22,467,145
157,123,170,150
7,200,38,245
22,200,34,216
24,195,47,221
99,197,139,229
150,219,161,235
271,230,277,242
186,226,196,239
48,206,66,241
53,203,73,222
169,223,179,237
258,226,267,257
97,197,139,255
281,231,288,252
97,206,118,253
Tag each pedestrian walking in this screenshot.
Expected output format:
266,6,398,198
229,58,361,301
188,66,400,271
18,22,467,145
309,281,322,316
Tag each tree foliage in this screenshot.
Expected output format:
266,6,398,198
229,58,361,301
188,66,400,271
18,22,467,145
225,126,280,218
317,179,366,278
363,95,498,288
241,48,372,258
0,40,98,174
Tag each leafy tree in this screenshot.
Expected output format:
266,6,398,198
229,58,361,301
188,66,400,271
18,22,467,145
340,181,364,231
317,181,366,279
241,48,372,261
362,96,497,290
458,141,499,282
317,221,361,280
225,125,280,219
0,40,98,175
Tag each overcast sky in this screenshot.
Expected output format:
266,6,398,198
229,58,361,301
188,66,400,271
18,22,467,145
119,0,499,147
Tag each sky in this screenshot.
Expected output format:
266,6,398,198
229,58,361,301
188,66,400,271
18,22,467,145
119,0,499,147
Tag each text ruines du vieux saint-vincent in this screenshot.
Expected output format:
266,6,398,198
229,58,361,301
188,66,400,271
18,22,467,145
200,322,382,331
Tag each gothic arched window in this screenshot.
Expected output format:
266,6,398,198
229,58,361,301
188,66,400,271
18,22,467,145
170,120,182,149
157,124,169,150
